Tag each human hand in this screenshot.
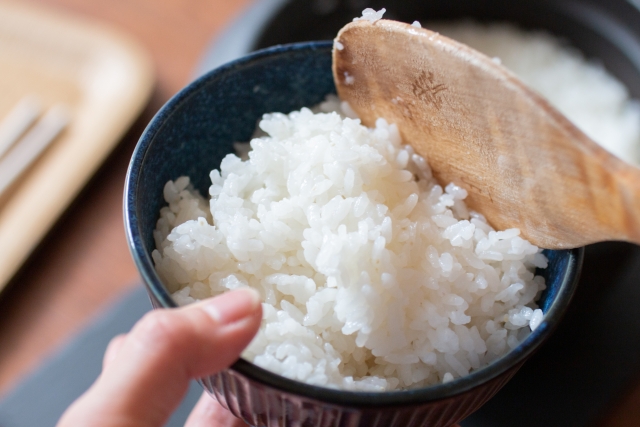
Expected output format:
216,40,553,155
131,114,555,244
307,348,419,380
57,287,262,427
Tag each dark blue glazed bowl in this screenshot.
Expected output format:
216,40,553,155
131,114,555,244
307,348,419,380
124,42,583,427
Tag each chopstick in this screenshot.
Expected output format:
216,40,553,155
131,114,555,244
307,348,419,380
0,96,42,158
0,103,70,196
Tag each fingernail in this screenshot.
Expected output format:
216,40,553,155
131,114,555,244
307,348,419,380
202,288,261,325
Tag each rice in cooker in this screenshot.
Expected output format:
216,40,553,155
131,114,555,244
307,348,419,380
429,21,640,165
152,97,548,391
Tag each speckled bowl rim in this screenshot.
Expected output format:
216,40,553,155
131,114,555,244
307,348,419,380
125,41,584,408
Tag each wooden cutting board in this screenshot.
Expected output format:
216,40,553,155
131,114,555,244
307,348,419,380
0,1,154,291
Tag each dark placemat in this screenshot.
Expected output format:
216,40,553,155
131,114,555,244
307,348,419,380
0,286,202,427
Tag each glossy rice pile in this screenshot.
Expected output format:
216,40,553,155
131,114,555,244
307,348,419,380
152,98,547,391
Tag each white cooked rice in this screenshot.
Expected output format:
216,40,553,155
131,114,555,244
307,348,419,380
152,97,548,391
353,8,386,24
429,21,640,165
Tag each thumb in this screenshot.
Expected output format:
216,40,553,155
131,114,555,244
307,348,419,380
57,287,262,427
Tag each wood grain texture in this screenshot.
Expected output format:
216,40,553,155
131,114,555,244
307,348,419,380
0,0,250,397
334,20,640,249
0,0,154,292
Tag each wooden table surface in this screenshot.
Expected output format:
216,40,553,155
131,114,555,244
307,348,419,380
0,1,638,426
0,0,251,402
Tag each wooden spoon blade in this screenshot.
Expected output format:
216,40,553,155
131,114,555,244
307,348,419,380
333,19,640,249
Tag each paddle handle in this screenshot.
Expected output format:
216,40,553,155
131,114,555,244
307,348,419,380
333,20,640,249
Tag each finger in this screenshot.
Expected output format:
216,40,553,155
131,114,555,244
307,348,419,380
57,288,261,427
102,334,126,369
184,391,248,427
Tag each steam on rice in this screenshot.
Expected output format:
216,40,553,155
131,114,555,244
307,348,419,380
152,97,547,391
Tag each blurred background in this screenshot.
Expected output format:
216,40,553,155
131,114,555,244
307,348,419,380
0,0,639,426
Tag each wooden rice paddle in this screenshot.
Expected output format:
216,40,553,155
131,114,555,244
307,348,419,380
333,19,640,249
